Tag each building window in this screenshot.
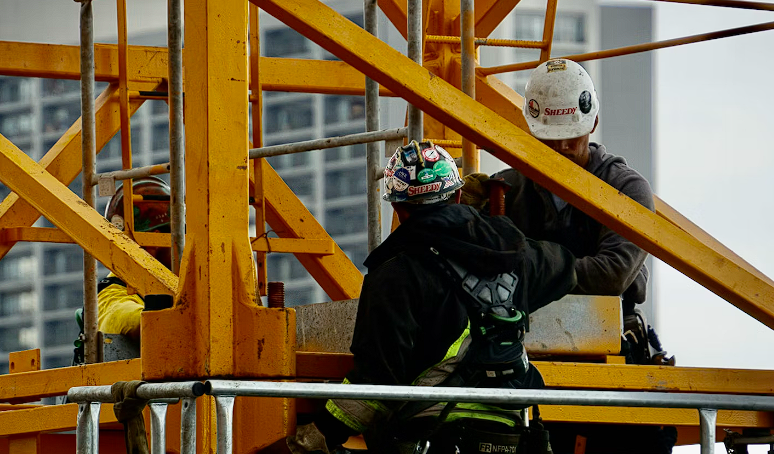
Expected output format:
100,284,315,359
0,325,35,353
0,77,35,103
554,14,585,44
42,101,80,134
325,167,366,199
0,290,36,317
0,254,36,280
0,110,34,138
43,246,83,276
285,286,313,307
153,122,170,150
284,174,314,197
325,205,365,236
44,354,73,370
324,96,365,124
42,79,80,97
266,100,314,133
44,320,76,347
342,243,368,270
264,28,309,57
43,282,84,311
514,13,585,44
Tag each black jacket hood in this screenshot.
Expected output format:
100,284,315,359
365,204,533,276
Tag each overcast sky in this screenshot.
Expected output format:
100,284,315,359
648,2,774,452
651,0,774,370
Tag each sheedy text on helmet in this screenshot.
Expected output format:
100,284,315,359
544,107,577,116
407,181,442,197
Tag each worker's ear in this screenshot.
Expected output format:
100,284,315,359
591,116,599,134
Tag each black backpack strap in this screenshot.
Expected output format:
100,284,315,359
98,276,127,293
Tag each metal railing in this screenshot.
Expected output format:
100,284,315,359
68,380,774,454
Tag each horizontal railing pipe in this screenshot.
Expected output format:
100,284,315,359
203,380,774,412
249,127,407,159
67,381,206,403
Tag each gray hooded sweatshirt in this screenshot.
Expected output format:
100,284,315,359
492,143,655,311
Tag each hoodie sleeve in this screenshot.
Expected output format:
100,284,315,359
573,164,655,304
521,238,578,313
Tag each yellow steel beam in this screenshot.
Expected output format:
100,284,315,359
539,405,774,428
535,362,774,395
0,403,119,437
474,0,522,38
0,136,176,296
0,81,162,261
0,41,166,83
0,359,141,402
251,237,334,255
261,163,364,301
141,0,295,390
655,195,774,288
378,0,408,39
0,41,394,96
255,0,774,330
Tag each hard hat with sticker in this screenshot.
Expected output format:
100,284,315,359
522,58,599,140
383,140,463,204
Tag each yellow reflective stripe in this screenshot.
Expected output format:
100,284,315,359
444,322,471,361
412,321,471,385
446,410,517,427
326,399,369,433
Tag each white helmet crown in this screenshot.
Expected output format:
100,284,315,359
522,59,599,140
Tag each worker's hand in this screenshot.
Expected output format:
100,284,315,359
460,173,491,211
286,422,331,454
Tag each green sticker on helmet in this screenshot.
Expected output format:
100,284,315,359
433,160,454,177
417,168,436,183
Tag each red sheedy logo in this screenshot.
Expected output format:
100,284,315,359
544,107,577,116
407,182,442,196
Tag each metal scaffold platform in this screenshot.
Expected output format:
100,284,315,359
0,0,773,453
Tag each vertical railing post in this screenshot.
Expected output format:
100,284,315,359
699,408,718,454
180,397,198,454
539,0,559,62
79,0,99,365
407,0,423,142
215,396,236,454
76,402,101,454
149,402,169,454
460,0,478,175
167,0,185,274
365,0,382,251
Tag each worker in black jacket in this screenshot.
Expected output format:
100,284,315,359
285,141,577,454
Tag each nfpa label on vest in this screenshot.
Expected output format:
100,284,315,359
479,442,518,453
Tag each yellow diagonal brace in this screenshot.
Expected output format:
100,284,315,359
261,163,363,301
475,0,522,38
0,81,163,261
256,0,774,329
0,135,176,296
378,0,408,39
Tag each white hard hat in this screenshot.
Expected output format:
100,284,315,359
522,59,599,140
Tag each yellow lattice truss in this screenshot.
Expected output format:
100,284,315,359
0,0,773,452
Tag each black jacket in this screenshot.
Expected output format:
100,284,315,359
348,203,577,387
318,203,577,446
493,143,655,309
